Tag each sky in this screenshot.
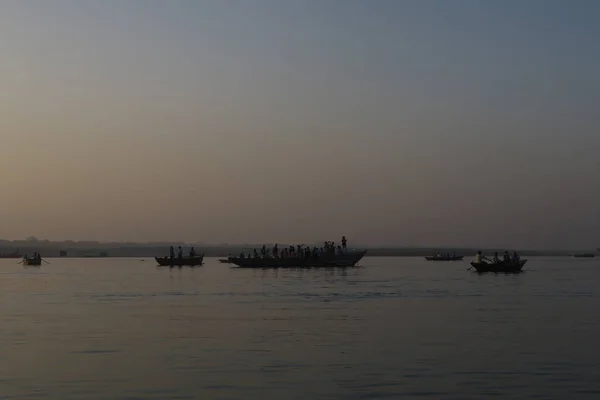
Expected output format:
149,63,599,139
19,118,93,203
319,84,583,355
0,0,599,249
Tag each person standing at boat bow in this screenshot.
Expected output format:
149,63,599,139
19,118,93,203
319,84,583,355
169,246,175,260
177,246,183,260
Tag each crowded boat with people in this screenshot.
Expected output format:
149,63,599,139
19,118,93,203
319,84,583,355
470,250,526,273
425,252,464,261
229,236,366,268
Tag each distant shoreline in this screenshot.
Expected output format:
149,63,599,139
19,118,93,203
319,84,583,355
0,241,595,258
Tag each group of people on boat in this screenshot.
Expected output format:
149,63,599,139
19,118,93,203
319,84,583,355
475,250,520,264
23,252,42,261
238,237,349,260
168,246,199,259
433,252,458,259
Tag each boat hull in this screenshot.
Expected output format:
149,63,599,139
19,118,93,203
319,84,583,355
573,254,595,258
230,250,367,268
425,256,464,261
155,255,204,267
23,258,42,266
470,260,527,273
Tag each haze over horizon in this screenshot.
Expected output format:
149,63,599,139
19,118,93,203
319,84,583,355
1,1,599,249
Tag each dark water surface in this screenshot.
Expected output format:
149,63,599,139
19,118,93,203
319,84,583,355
2,257,600,399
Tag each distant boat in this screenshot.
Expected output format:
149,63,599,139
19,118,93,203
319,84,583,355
425,255,464,261
155,254,204,267
573,253,595,258
470,260,527,273
0,250,22,259
230,250,366,268
22,257,42,266
219,258,234,264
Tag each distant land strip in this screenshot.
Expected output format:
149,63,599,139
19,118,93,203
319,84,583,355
0,240,596,257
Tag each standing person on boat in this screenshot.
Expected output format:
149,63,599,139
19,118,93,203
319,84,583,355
512,251,520,262
177,246,183,259
273,244,279,258
260,245,267,258
189,247,196,257
169,246,175,259
503,251,510,263
492,252,501,263
474,251,483,263
341,236,347,250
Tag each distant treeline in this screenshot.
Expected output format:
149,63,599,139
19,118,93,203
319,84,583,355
0,240,592,257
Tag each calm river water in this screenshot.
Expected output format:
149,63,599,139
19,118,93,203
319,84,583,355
1,256,600,399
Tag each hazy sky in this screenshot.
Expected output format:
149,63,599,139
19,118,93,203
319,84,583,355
1,0,599,248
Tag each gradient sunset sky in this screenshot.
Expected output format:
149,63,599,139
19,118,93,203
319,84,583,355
1,0,599,248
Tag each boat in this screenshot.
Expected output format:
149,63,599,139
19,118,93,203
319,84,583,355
229,250,367,268
0,250,22,259
425,255,464,261
155,254,204,267
219,258,234,264
573,253,595,258
470,260,527,273
22,257,42,266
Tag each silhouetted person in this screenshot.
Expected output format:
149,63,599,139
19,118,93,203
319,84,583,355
189,247,196,257
169,246,175,259
512,251,520,262
503,251,510,263
474,251,483,263
178,246,183,259
493,252,500,263
341,236,347,250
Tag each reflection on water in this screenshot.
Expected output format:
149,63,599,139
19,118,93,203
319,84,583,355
1,257,600,399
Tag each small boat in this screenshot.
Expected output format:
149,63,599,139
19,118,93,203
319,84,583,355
219,258,234,264
230,250,367,268
155,254,204,267
425,255,464,261
470,260,527,273
22,257,42,266
573,253,595,258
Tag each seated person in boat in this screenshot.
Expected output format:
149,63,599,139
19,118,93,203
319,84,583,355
503,251,510,263
189,247,196,257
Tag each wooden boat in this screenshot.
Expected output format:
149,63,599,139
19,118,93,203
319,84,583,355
230,250,367,268
155,254,204,267
219,258,234,264
425,255,464,261
470,259,527,273
22,257,42,266
573,253,595,258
